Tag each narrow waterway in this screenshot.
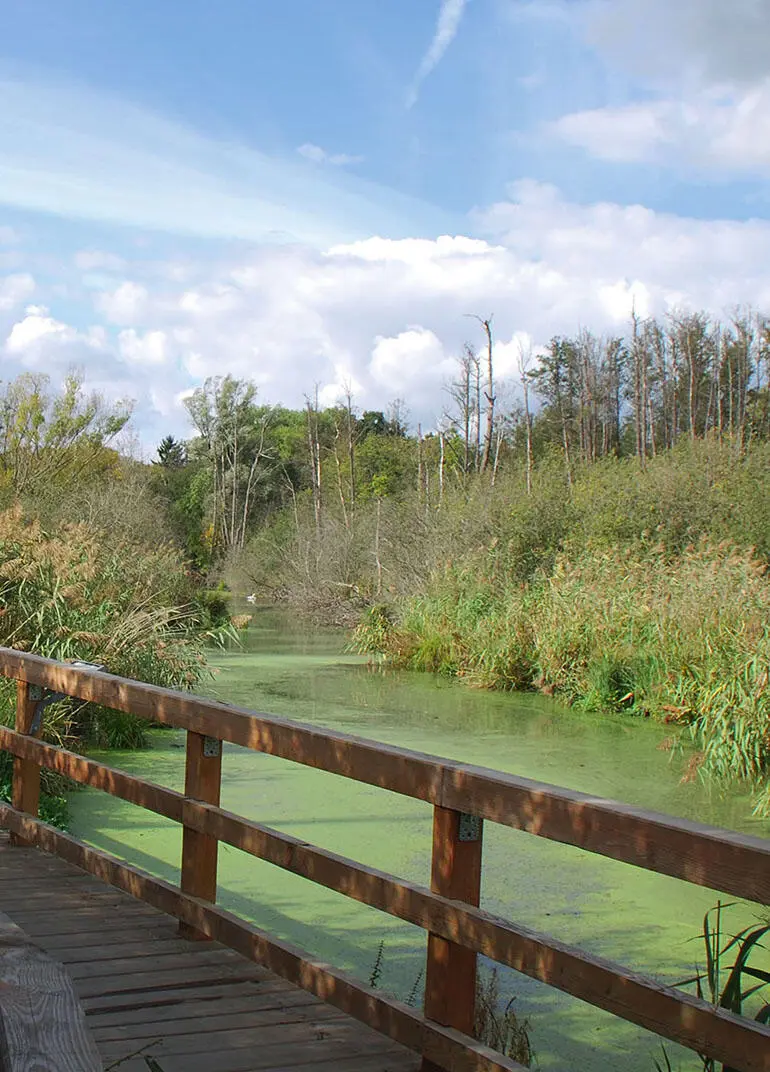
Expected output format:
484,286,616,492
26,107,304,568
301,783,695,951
69,607,769,1070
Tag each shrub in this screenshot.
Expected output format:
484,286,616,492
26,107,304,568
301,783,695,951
0,506,210,749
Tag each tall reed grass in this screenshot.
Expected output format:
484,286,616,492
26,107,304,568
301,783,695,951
0,505,213,751
355,539,770,813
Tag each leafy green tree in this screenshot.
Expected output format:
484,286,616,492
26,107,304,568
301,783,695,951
0,372,132,495
184,376,280,553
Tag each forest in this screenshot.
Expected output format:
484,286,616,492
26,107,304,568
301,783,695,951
1,305,770,818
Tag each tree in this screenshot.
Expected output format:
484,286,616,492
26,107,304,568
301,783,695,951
472,316,496,475
155,436,187,469
444,345,480,476
0,372,132,495
517,341,535,495
184,376,277,553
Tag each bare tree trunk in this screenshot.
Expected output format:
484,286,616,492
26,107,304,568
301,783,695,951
686,330,697,440
306,391,322,539
648,396,657,457
344,386,356,511
474,358,482,471
417,423,424,503
332,422,349,530
518,345,533,496
491,423,503,487
374,497,383,597
438,430,445,504
474,316,495,474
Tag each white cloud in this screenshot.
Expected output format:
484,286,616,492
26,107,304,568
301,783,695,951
552,0,770,177
552,85,770,175
96,281,150,325
5,180,770,445
118,328,168,366
407,0,468,108
296,144,363,167
370,328,454,391
0,272,34,310
5,305,73,353
0,226,18,245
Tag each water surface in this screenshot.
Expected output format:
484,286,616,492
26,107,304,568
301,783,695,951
70,607,769,1070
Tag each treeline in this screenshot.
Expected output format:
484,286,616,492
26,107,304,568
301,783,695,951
149,306,770,590
147,305,770,814
2,304,770,817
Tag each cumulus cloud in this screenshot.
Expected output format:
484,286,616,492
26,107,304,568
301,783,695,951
406,0,469,108
5,306,74,354
118,329,168,366
96,281,150,325
296,144,364,167
5,180,770,445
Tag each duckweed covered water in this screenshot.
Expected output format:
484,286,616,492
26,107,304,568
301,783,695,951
70,607,769,1070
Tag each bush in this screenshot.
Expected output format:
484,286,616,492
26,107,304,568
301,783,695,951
360,539,770,812
0,506,210,749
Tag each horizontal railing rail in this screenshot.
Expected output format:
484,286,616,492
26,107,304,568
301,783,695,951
0,649,768,1072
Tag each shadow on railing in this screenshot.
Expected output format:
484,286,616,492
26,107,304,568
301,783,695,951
0,649,768,1072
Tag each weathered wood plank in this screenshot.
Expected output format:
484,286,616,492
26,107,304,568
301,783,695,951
0,808,527,1072
3,792,770,1069
119,793,770,1072
88,990,329,1037
0,910,101,1072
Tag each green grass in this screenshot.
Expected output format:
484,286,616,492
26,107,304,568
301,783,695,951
355,539,770,814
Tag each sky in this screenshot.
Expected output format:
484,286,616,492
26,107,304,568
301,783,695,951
1,0,770,448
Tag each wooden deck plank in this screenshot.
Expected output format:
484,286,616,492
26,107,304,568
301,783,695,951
0,910,102,1072
89,1001,341,1042
86,986,312,1028
0,840,417,1072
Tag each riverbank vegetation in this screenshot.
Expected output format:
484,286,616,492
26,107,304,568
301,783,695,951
146,306,770,811
0,373,236,823
3,306,770,818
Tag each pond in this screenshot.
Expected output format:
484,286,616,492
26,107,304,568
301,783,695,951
69,606,769,1070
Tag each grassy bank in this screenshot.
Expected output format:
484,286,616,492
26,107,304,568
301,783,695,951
348,443,770,813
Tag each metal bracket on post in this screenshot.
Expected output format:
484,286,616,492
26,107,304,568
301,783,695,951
28,661,106,735
458,812,481,842
29,685,67,735
203,736,222,759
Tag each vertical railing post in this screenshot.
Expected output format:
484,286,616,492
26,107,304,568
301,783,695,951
422,806,483,1071
178,731,222,940
10,679,41,846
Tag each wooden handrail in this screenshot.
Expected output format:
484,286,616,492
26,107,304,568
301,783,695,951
0,649,767,899
0,650,768,1072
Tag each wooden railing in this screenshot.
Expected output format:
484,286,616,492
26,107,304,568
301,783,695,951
0,649,768,1072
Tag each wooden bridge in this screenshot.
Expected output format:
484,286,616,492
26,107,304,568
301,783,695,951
0,648,768,1071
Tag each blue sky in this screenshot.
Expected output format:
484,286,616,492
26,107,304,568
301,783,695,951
1,0,769,445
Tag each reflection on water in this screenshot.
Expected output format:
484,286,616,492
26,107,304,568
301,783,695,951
70,605,770,1071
